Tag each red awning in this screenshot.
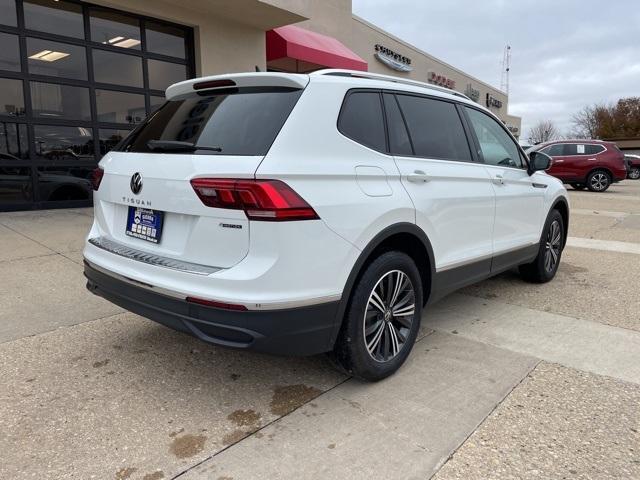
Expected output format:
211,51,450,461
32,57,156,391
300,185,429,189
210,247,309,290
266,25,367,73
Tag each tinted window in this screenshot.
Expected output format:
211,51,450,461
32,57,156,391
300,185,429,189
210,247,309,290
396,95,471,161
120,88,302,156
338,91,386,152
0,122,29,160
465,107,522,168
33,125,94,161
541,144,564,156
585,144,604,155
147,59,187,91
95,90,145,124
30,82,91,121
0,167,32,203
27,38,87,80
0,33,20,72
92,50,143,87
0,0,17,26
146,21,186,58
90,9,141,50
24,0,84,39
383,93,412,156
0,78,25,117
99,128,131,157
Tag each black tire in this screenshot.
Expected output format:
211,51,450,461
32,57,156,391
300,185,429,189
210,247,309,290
570,183,586,190
519,209,564,283
629,167,640,180
586,170,611,192
332,251,423,381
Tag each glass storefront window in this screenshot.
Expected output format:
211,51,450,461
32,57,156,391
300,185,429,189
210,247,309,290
27,38,88,80
0,78,25,117
37,165,93,202
146,21,187,58
0,167,32,204
92,49,143,87
0,33,20,72
33,124,94,162
0,123,29,160
147,59,187,91
149,95,165,113
30,82,91,121
95,90,145,124
90,9,141,50
99,128,131,157
0,0,17,27
24,0,85,39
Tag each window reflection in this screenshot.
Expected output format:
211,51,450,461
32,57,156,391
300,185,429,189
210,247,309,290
24,0,84,39
33,124,94,161
0,33,20,72
93,50,143,87
30,82,91,121
147,59,187,91
146,21,186,58
99,128,131,157
96,90,145,124
90,9,141,50
0,167,32,204
27,38,88,80
0,78,25,117
37,166,93,201
0,0,17,27
149,95,165,113
0,123,29,160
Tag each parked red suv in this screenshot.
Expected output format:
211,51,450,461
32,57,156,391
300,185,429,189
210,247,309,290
528,140,627,192
626,154,640,180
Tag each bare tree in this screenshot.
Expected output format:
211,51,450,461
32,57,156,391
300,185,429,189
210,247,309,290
527,120,561,144
571,105,600,139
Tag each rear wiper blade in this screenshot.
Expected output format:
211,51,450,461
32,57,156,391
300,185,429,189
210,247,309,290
146,140,222,152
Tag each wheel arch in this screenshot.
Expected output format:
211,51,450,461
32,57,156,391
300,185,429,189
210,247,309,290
330,223,435,346
586,167,613,182
550,196,569,248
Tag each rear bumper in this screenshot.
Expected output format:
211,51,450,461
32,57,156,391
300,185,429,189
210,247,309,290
84,261,341,356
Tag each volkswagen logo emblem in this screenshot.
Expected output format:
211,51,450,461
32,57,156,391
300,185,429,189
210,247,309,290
130,172,143,195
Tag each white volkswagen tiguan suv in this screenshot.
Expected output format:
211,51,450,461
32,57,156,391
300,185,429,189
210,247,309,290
84,69,568,381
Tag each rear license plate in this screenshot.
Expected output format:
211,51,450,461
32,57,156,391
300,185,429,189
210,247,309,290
125,207,164,244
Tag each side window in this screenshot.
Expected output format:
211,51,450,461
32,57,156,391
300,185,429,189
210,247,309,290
382,93,412,156
338,91,386,152
585,144,604,155
563,144,578,156
465,107,523,168
396,94,471,161
542,144,564,156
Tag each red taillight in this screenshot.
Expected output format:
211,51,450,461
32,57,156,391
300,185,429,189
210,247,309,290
186,296,248,311
91,167,104,191
190,178,319,221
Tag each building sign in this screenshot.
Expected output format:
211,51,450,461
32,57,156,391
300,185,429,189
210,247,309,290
465,84,480,102
486,93,503,109
427,72,455,90
374,44,412,72
507,125,519,134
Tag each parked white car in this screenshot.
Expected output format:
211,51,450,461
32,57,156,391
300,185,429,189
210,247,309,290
83,69,569,380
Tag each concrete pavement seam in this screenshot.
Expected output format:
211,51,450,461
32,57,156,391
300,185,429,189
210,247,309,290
428,358,542,479
0,220,58,253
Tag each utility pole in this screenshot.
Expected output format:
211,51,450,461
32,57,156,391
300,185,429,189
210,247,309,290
500,44,511,96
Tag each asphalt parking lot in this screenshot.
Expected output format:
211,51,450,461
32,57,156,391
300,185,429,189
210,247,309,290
1,181,639,480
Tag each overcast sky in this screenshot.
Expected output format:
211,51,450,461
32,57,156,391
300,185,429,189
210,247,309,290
352,0,640,141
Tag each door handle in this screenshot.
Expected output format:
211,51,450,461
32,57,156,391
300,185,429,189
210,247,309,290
554,159,564,163
407,170,430,183
492,174,504,185
587,158,596,161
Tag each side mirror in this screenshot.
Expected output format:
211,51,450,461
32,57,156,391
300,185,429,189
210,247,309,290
528,151,552,175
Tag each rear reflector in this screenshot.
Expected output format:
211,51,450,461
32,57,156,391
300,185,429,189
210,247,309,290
190,178,319,221
186,296,248,311
91,167,104,191
193,79,236,90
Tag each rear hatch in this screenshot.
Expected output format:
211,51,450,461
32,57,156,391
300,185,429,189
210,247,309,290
93,73,307,269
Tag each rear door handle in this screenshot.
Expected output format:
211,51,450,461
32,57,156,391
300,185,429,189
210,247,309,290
407,170,430,183
492,174,504,185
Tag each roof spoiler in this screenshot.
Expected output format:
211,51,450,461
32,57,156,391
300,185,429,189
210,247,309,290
165,72,309,100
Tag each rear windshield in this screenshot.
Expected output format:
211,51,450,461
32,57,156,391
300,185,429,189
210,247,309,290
117,87,303,155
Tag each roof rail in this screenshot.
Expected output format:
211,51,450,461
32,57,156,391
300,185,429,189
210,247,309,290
312,69,471,100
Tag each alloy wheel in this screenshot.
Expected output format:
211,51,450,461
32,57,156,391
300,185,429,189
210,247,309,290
363,270,416,363
544,220,562,273
590,173,609,191
630,168,640,180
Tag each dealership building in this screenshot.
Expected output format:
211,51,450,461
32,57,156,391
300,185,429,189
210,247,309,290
0,0,522,211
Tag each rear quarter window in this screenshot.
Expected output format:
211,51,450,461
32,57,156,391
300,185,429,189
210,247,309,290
338,91,386,152
118,87,303,155
585,144,605,155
